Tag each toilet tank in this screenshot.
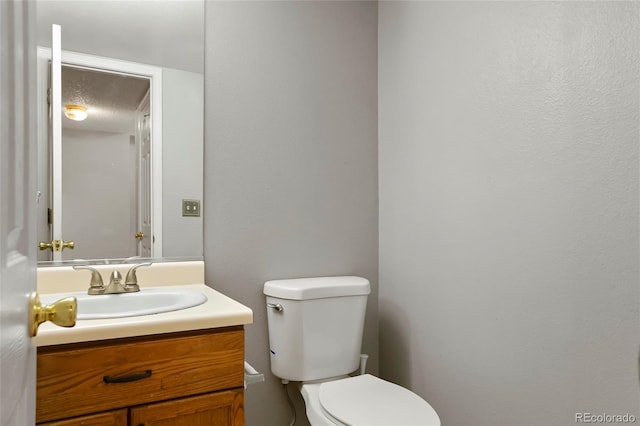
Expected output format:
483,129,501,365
264,276,370,382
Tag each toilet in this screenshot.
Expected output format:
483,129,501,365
264,276,440,426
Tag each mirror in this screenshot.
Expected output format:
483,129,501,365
36,1,204,265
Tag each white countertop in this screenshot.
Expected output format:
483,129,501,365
35,261,253,347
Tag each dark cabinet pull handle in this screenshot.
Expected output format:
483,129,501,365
103,369,152,383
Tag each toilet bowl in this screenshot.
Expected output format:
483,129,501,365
299,374,440,426
264,276,441,426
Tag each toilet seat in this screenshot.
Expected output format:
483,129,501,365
318,374,440,426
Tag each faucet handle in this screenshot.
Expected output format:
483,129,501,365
73,265,105,295
124,262,152,291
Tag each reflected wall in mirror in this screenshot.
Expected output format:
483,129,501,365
36,0,204,265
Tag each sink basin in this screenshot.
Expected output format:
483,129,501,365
41,288,208,320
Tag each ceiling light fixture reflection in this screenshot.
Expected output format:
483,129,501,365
64,104,88,121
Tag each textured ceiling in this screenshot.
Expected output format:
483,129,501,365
62,65,149,133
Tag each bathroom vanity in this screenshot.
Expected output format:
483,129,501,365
35,262,253,426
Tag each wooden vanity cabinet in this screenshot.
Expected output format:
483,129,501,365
36,327,245,426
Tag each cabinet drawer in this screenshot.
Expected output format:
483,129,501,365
37,327,244,424
38,409,127,426
130,389,244,426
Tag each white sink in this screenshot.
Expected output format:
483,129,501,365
41,288,208,320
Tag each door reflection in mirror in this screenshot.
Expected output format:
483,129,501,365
36,48,165,263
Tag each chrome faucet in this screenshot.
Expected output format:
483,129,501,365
74,262,152,295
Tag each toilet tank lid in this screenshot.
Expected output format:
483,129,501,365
263,276,370,300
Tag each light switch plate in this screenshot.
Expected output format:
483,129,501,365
182,199,201,217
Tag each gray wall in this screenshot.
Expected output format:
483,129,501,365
36,0,203,73
162,68,204,257
204,2,378,426
379,2,640,426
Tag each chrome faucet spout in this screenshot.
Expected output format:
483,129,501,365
105,270,128,294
